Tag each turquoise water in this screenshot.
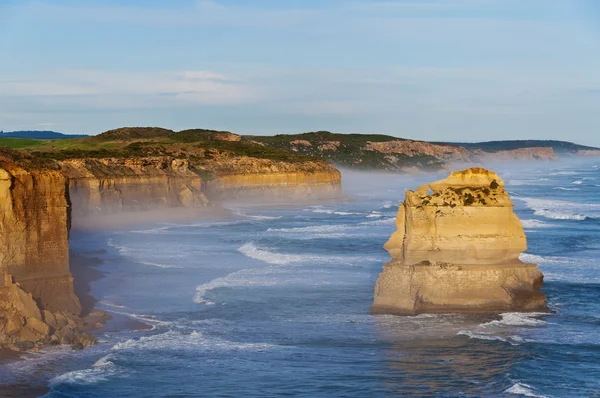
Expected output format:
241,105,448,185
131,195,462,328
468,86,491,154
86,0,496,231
2,160,600,397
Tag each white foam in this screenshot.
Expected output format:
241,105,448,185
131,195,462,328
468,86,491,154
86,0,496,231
360,218,396,226
572,180,583,185
104,309,170,329
193,266,330,304
550,171,578,175
519,253,546,263
129,226,172,234
553,187,579,191
482,312,547,327
92,354,115,368
98,300,126,309
382,201,394,209
306,206,360,216
366,211,382,218
239,242,320,265
456,330,522,345
520,219,553,229
138,261,183,269
195,243,375,304
505,383,547,397
268,224,350,234
50,354,120,386
111,330,276,353
518,197,599,220
231,210,282,220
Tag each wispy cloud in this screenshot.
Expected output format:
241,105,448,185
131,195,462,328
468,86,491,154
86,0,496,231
0,69,257,106
177,70,230,81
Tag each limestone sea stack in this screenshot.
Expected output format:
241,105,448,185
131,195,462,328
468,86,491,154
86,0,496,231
372,168,547,314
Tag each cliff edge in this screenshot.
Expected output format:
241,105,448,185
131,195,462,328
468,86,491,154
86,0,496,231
372,168,547,314
0,156,97,351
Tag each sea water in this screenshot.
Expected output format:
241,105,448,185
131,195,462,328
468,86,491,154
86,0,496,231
1,160,600,397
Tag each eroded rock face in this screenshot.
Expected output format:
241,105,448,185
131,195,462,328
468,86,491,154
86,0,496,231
0,164,96,350
60,157,208,219
202,158,342,200
0,165,80,314
372,168,547,314
476,147,558,161
365,140,474,161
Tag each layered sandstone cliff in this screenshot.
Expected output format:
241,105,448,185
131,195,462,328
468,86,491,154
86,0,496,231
59,156,342,216
364,140,474,161
476,147,558,161
60,157,208,219
372,168,547,314
201,157,342,200
0,162,96,350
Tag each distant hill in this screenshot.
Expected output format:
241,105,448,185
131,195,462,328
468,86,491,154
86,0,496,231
436,140,599,154
3,127,599,172
1,130,88,139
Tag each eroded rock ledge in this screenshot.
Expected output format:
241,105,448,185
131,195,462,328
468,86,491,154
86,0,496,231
372,168,548,314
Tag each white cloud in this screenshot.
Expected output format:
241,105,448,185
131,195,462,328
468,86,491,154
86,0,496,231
0,70,257,106
177,71,230,81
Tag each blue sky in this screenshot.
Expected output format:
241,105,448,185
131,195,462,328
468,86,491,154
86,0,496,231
1,0,599,145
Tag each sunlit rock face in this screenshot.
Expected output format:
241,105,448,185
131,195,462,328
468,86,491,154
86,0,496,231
60,157,208,219
0,164,96,350
372,168,548,315
0,165,80,315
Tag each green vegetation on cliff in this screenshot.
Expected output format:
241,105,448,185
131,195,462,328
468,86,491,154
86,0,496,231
435,140,599,154
4,127,598,173
247,131,444,171
2,127,322,167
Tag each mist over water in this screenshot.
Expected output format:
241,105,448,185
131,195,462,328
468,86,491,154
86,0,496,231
1,159,600,397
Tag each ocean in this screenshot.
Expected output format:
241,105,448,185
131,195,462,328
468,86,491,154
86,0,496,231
1,160,599,397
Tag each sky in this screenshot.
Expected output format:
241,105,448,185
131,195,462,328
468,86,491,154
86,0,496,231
0,0,599,145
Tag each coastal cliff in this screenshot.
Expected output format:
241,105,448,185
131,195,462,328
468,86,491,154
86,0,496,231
201,157,341,200
0,131,342,351
476,147,558,161
372,168,547,314
0,160,96,350
60,157,208,218
250,132,566,172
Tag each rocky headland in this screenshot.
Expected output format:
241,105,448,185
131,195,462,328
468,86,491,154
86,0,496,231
372,168,548,314
0,129,342,353
249,132,598,172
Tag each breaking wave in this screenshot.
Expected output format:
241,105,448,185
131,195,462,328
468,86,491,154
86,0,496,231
504,382,547,397
519,253,546,263
456,330,524,345
518,197,600,220
481,313,548,327
111,330,277,353
520,219,553,229
553,187,579,191
238,242,338,265
50,354,121,387
267,224,350,234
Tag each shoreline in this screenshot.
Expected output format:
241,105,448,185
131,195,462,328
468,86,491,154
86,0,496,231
0,196,348,392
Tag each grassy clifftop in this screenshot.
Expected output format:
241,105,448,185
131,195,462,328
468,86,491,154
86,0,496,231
248,131,445,171
3,127,597,173
435,140,599,154
1,127,318,164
